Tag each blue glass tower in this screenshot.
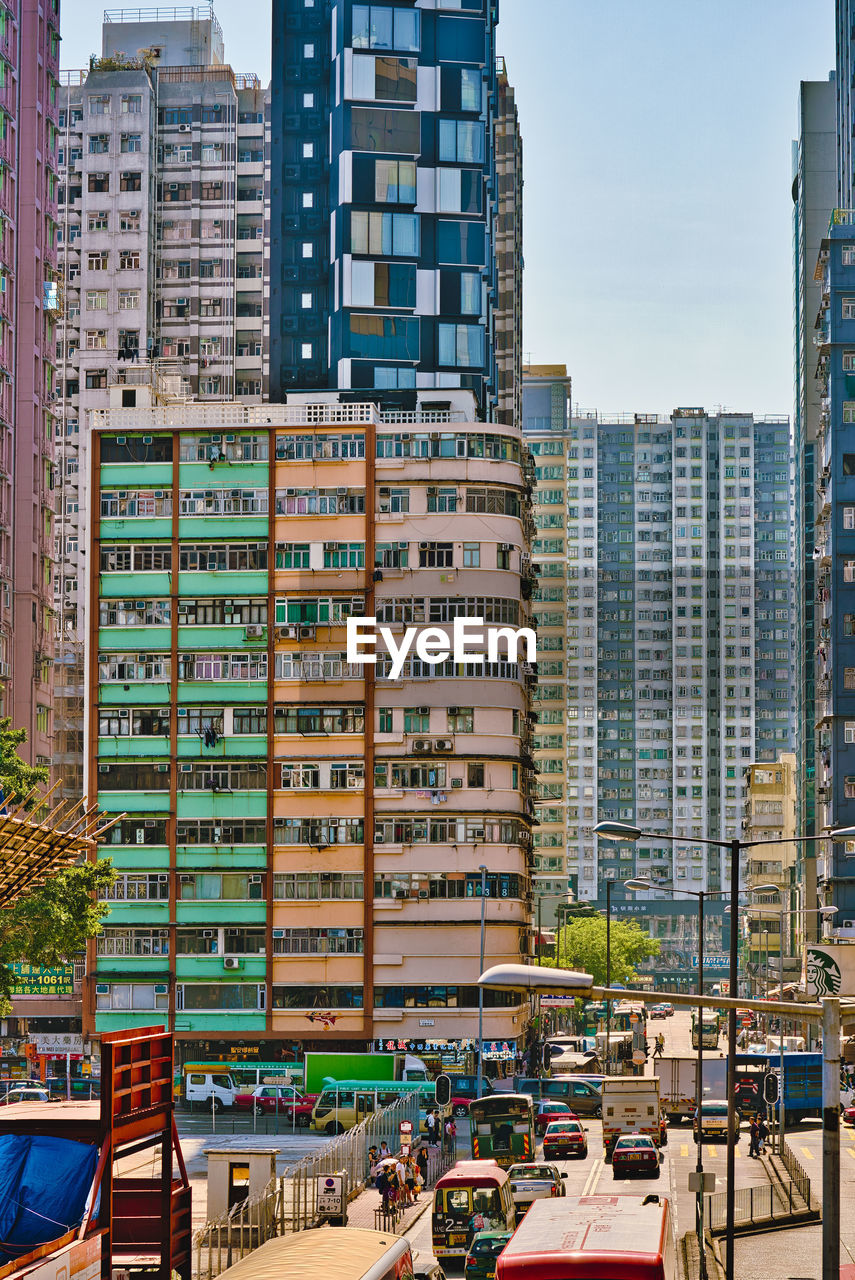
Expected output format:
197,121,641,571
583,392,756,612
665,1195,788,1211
269,0,507,417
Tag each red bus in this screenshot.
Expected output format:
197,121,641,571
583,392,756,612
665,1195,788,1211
495,1193,676,1280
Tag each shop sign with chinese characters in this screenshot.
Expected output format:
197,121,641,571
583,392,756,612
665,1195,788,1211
10,963,74,995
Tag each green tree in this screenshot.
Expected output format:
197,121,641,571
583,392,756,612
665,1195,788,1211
554,914,660,987
0,717,50,807
0,721,114,1011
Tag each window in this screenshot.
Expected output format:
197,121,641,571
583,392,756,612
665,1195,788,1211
375,158,416,203
353,54,417,101
845,454,855,476
845,721,855,744
118,290,140,309
437,220,485,265
120,211,141,231
121,133,142,152
88,133,109,154
419,542,453,568
467,762,485,787
448,708,474,733
177,984,264,1011
88,174,109,193
88,95,111,114
85,329,107,349
404,708,430,733
351,260,416,309
438,323,484,367
462,542,480,567
352,5,420,51
121,94,142,113
438,119,484,164
96,984,168,1012
120,171,142,192
119,249,140,270
351,211,419,257
351,107,421,154
85,369,107,390
86,290,108,311
349,314,419,360
845,507,855,530
87,211,109,231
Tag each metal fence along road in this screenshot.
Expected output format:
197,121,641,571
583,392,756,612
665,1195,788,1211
193,1092,428,1280
705,1178,806,1233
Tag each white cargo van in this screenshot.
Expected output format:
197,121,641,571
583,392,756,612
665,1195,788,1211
183,1070,236,1112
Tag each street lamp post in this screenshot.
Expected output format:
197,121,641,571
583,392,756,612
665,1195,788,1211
605,877,613,1075
595,819,845,1280
476,960,840,1280
477,864,487,1097
626,877,748,1280
731,900,838,1154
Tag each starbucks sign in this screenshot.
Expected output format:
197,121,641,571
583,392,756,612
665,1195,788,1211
805,946,845,997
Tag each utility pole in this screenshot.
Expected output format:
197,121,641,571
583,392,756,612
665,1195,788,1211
724,836,740,1280
822,997,841,1280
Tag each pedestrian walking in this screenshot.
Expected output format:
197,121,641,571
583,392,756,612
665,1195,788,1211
653,1033,664,1060
367,1144,379,1185
425,1110,437,1143
417,1143,429,1186
404,1156,417,1205
444,1116,457,1155
758,1117,769,1156
748,1117,761,1158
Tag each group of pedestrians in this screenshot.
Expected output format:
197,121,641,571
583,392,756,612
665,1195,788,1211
369,1145,428,1211
368,1107,459,1216
748,1115,769,1157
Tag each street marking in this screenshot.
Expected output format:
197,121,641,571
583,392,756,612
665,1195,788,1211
847,1148,855,1160
582,1159,602,1196
680,1144,688,1158
800,1147,815,1161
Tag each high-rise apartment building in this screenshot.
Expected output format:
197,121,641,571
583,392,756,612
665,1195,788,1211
83,384,534,1061
742,752,798,988
56,6,269,798
269,0,516,419
522,374,796,944
791,77,835,943
0,0,62,769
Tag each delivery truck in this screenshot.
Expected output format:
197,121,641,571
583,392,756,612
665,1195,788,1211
601,1077,661,1158
303,1051,428,1094
655,1057,727,1123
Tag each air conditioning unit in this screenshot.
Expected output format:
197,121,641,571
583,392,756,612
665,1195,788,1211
277,625,298,640
419,542,430,550
223,956,241,970
434,739,453,752
249,874,263,884
379,487,390,497
418,889,429,900
178,124,191,133
413,740,431,753
298,624,315,640
98,764,110,773
168,182,179,190
451,778,463,788
246,624,265,639
336,486,347,496
347,775,362,788
95,984,110,996
272,928,285,939
202,930,214,938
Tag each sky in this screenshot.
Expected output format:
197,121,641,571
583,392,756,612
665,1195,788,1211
63,0,836,416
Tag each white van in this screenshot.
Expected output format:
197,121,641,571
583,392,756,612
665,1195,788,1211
183,1070,236,1112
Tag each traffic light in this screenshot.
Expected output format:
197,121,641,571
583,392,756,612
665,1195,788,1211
763,1072,780,1106
435,1074,452,1106
541,1043,553,1073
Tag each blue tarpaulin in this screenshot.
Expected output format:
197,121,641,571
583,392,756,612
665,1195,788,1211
0,1134,98,1262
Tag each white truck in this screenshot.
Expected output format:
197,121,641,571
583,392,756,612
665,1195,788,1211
601,1077,661,1158
655,1057,727,1123
182,1069,236,1112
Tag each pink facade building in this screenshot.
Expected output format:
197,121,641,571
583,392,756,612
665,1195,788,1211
6,0,60,767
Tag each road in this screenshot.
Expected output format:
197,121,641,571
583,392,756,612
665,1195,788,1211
404,1009,783,1274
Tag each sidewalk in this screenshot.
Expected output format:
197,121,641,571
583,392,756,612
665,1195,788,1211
346,1183,433,1235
